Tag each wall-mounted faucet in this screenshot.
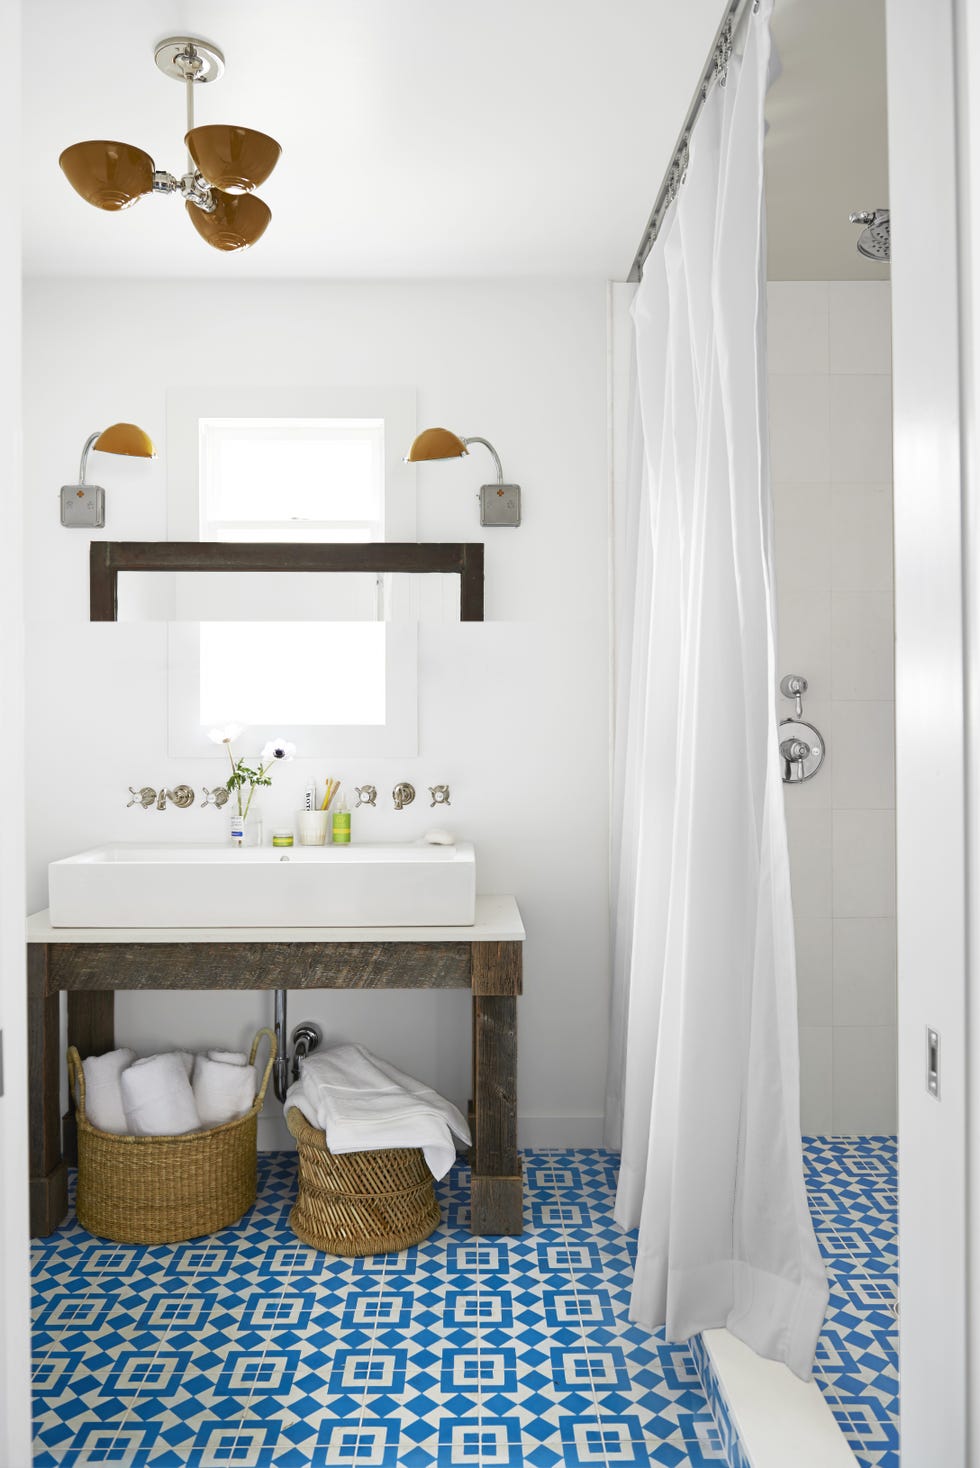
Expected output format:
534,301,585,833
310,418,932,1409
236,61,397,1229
128,784,196,809
355,785,377,808
429,784,451,807
393,782,416,810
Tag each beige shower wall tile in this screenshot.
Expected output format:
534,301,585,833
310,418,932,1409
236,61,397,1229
768,282,830,375
769,375,830,483
785,806,833,919
831,591,895,700
832,809,897,917
795,917,834,1027
773,483,831,594
831,486,894,592
831,700,895,810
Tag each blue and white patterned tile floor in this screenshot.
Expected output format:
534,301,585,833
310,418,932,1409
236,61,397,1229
31,1151,727,1467
30,1139,898,1467
805,1136,899,1468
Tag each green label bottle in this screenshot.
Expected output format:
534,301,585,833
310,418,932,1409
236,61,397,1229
332,799,351,844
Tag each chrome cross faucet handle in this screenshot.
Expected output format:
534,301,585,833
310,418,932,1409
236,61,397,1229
429,784,451,807
127,786,156,809
201,786,230,808
355,785,377,808
392,782,416,810
779,673,809,719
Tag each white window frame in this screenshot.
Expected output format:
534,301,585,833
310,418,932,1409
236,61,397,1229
165,385,419,759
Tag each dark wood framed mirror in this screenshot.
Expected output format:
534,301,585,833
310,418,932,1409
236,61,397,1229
89,541,485,622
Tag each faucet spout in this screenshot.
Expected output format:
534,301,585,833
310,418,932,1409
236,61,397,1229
156,787,167,810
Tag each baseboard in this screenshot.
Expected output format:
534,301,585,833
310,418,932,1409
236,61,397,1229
256,1113,606,1152
695,1328,858,1468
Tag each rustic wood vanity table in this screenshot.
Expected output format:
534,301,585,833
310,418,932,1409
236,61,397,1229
26,896,524,1240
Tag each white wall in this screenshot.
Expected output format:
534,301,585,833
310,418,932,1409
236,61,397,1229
22,278,611,1147
768,280,896,1136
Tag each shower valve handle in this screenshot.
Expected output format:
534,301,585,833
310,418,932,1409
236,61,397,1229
779,673,808,719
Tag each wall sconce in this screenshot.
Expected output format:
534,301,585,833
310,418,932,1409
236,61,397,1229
60,423,157,528
405,427,522,527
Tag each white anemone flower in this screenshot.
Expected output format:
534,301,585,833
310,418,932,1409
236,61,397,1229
261,738,296,763
208,722,244,745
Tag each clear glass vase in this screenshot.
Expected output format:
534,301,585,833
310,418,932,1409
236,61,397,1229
229,804,263,847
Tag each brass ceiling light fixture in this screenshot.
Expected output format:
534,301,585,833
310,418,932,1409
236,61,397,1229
405,428,523,527
59,37,281,252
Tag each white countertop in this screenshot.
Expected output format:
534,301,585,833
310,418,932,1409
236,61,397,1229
27,894,525,945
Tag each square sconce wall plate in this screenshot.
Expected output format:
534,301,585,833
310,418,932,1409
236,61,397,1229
60,484,106,528
480,483,522,527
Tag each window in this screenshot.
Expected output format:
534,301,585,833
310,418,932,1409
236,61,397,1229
165,385,419,758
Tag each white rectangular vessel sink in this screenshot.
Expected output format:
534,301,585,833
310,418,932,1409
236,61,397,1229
48,842,476,929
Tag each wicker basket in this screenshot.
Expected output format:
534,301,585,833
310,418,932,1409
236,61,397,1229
66,1029,276,1245
287,1106,440,1256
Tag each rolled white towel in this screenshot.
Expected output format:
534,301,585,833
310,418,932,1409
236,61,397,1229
80,1049,136,1135
172,1050,195,1080
193,1055,255,1129
121,1053,202,1136
207,1049,248,1067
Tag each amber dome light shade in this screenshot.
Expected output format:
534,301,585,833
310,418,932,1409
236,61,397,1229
59,140,155,211
405,428,469,463
94,423,157,459
185,124,281,193
185,190,271,252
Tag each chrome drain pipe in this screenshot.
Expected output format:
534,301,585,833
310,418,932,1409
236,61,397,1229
273,991,323,1102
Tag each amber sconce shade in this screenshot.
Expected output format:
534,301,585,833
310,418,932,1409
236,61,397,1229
185,124,281,193
60,422,157,528
59,140,155,211
93,423,157,459
185,190,271,252
405,428,470,463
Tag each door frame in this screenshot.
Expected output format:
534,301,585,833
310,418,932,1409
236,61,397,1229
887,0,978,1459
0,1,33,1461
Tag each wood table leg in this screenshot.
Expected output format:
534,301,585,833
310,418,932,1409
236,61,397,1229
63,991,115,1166
470,941,523,1235
28,944,68,1237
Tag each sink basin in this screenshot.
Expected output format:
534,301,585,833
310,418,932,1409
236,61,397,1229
48,842,476,929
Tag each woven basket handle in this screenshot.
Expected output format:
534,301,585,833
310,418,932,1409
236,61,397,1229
249,1027,278,1108
66,1046,87,1122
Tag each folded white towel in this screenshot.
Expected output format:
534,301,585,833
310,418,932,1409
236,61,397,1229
284,1043,471,1181
80,1049,137,1134
207,1049,248,1067
193,1055,255,1129
120,1053,202,1136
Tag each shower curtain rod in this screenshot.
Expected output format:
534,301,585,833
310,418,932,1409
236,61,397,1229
627,0,759,282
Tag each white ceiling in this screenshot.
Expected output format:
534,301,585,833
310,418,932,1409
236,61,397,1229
22,0,727,280
766,0,889,280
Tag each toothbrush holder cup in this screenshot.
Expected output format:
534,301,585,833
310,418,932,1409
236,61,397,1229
297,810,330,846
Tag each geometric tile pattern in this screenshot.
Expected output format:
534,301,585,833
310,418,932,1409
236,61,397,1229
805,1135,899,1468
32,1150,732,1466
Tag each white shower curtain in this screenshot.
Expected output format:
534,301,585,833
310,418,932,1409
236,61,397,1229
606,0,828,1380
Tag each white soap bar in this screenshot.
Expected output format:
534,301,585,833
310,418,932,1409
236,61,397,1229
423,829,455,845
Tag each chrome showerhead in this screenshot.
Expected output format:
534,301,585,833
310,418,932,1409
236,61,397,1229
849,208,890,262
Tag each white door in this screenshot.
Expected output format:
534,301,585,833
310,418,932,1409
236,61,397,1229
0,2,34,1460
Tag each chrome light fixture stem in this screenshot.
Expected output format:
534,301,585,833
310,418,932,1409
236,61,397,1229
77,431,101,484
462,436,504,484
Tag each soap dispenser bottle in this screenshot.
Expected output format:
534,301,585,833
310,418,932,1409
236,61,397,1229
332,796,351,845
